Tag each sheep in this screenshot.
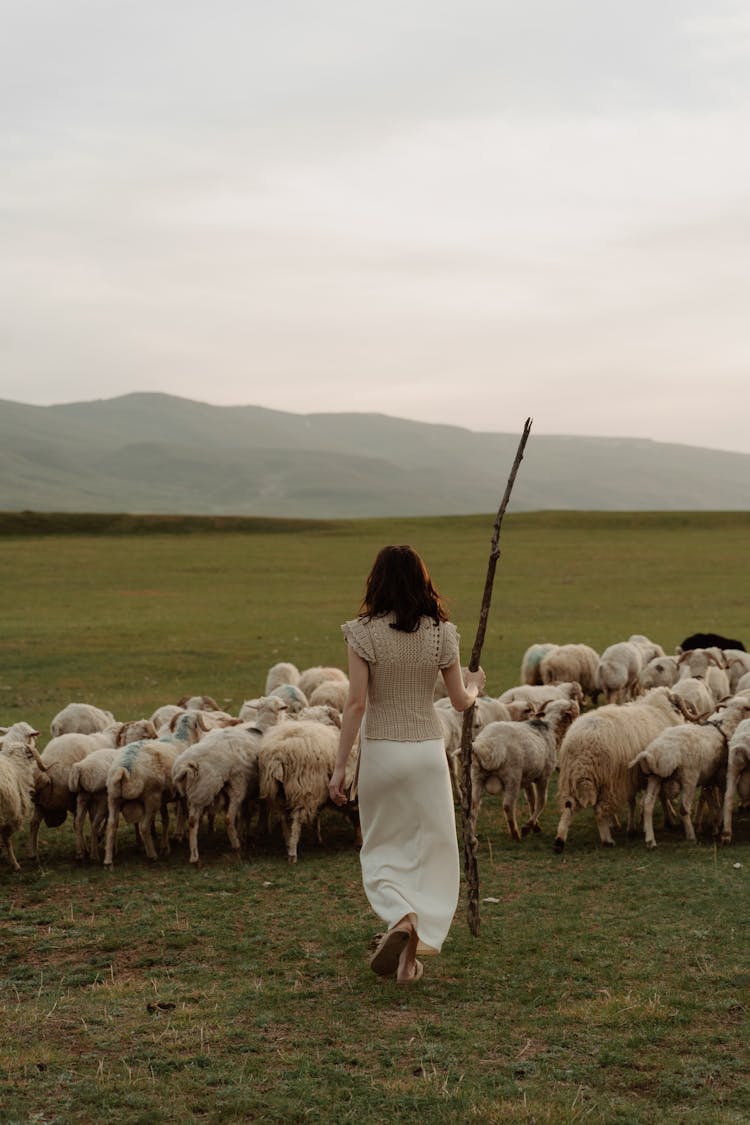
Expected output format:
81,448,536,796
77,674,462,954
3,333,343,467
471,697,580,843
177,694,222,711
258,709,353,863
0,722,41,749
678,632,745,653
736,673,750,695
0,738,47,871
296,666,348,700
28,720,158,859
669,677,715,721
50,702,116,738
595,636,664,706
67,720,159,861
270,683,309,714
725,651,750,693
721,717,750,844
639,655,679,692
553,687,686,851
520,643,557,686
103,711,207,867
149,704,183,730
499,682,584,710
171,695,288,864
676,648,730,705
632,697,750,848
436,696,533,799
539,644,600,704
308,679,349,712
264,661,300,695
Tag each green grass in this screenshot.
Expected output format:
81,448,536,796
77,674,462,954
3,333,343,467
1,511,749,1124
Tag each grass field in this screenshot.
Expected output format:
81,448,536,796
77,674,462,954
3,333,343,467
1,511,749,1123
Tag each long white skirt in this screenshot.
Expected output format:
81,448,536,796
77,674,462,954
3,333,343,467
358,736,460,953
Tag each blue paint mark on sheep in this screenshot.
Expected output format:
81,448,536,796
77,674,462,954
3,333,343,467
120,741,143,772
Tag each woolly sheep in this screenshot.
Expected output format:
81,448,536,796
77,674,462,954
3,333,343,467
0,722,41,749
669,677,715,720
596,641,645,705
258,710,353,863
177,694,222,711
632,697,750,848
308,679,349,712
553,687,686,851
736,673,750,695
676,648,730,705
721,717,750,844
67,720,158,861
29,720,158,859
296,666,348,700
171,696,288,864
50,703,116,738
540,644,600,704
499,682,584,710
436,696,532,799
149,704,183,730
264,662,300,695
639,656,679,692
103,711,207,867
520,643,557,686
471,697,580,842
677,632,745,653
270,683,309,714
725,652,750,693
0,739,47,871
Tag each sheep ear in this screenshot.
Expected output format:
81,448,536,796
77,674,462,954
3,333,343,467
176,695,190,708
677,651,689,664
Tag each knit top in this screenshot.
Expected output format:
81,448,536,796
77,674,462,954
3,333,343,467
341,613,460,741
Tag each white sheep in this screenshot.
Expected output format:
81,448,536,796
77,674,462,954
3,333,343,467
520,643,557,686
669,676,715,720
258,710,354,863
149,704,183,731
103,711,206,867
29,720,158,859
540,644,600,704
724,651,750,693
734,672,750,695
471,697,580,842
0,722,41,749
721,717,750,844
308,679,349,712
436,696,532,799
270,683,309,714
0,738,47,871
498,681,584,710
296,666,348,700
67,720,158,861
639,655,679,692
171,696,288,864
264,662,300,695
632,696,750,848
596,642,643,705
554,687,686,851
50,702,116,738
676,648,730,705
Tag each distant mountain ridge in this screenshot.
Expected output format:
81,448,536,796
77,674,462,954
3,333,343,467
0,393,748,516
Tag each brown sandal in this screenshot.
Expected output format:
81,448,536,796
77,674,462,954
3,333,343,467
397,958,424,985
369,925,411,976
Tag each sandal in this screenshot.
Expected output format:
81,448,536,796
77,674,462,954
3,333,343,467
397,958,424,985
369,925,412,977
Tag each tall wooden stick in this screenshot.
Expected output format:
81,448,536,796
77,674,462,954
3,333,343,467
460,418,533,936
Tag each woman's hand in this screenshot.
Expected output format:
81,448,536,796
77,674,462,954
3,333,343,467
464,666,487,695
329,764,348,805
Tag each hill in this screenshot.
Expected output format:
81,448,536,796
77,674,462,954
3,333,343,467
0,393,748,515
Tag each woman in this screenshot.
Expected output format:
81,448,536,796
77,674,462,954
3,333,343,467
329,544,485,984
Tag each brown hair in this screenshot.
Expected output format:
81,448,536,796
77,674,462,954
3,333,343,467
359,544,448,633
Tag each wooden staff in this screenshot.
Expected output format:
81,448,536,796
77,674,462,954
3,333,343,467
460,417,533,936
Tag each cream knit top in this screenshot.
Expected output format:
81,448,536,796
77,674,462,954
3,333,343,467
342,612,460,741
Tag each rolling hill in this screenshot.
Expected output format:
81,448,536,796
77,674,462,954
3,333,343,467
0,393,748,516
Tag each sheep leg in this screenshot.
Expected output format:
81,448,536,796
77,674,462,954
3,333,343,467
502,780,522,842
524,778,548,835
188,807,201,864
90,800,108,863
594,803,616,846
103,801,120,867
722,760,742,844
554,802,574,852
642,776,661,849
2,830,21,872
286,811,303,863
679,783,697,843
74,795,89,860
160,801,171,855
225,791,243,851
138,799,162,861
27,806,43,860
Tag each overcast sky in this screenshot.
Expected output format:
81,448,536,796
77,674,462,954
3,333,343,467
2,1,750,452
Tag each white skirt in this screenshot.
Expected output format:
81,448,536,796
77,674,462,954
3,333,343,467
358,736,460,953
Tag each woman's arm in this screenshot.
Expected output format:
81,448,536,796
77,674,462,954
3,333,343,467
441,660,486,712
329,644,369,803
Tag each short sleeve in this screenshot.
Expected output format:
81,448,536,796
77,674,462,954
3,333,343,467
341,618,376,664
438,621,460,669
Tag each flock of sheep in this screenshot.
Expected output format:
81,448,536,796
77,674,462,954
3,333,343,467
2,631,750,872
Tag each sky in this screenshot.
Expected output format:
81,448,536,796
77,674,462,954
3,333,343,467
2,1,750,453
